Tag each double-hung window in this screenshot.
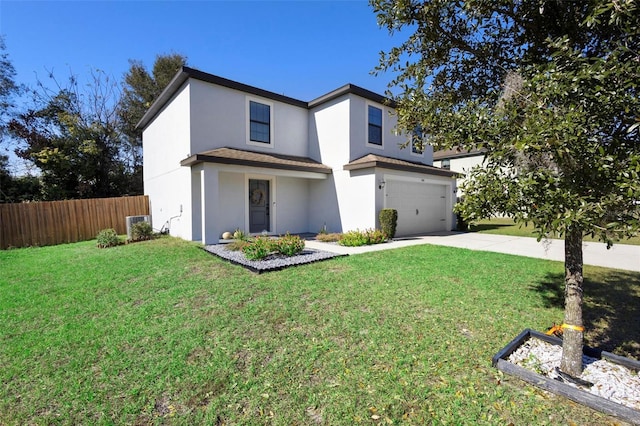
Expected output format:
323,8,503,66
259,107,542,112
368,105,383,146
411,125,424,155
249,100,271,144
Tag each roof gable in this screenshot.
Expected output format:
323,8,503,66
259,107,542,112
136,66,395,131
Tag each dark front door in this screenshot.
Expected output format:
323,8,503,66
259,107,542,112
249,179,270,233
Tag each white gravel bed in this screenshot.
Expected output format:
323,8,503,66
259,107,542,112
507,337,640,410
203,244,345,273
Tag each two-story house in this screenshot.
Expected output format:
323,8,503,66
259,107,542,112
433,148,486,198
137,67,457,244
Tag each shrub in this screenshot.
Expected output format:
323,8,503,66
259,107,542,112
274,233,305,256
316,233,342,243
455,197,468,231
239,234,305,260
338,229,387,247
365,228,387,244
130,221,153,241
456,212,468,231
233,228,248,241
339,230,370,247
379,208,398,239
96,228,120,248
242,236,274,260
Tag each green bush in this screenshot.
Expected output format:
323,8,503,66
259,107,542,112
455,198,468,231
233,228,248,241
96,228,120,248
239,234,306,260
242,236,274,260
339,230,369,247
365,228,387,244
130,221,153,241
274,233,305,256
379,208,398,239
456,212,468,231
338,229,387,247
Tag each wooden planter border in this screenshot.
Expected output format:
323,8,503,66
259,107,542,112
492,329,640,425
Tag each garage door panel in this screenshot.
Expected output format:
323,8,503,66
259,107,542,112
386,181,447,237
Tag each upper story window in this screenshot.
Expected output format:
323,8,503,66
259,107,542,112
249,100,271,144
441,159,451,170
411,125,424,155
368,105,383,146
411,141,423,154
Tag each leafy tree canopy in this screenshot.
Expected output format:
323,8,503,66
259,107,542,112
0,36,38,202
6,53,186,201
373,0,639,243
0,153,41,202
9,70,128,200
373,0,639,375
0,36,20,132
118,53,186,140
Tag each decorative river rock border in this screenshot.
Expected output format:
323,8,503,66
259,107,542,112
203,244,346,273
493,329,640,425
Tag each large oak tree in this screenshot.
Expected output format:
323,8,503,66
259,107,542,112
372,0,639,375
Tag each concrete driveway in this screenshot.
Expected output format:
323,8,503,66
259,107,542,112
305,232,640,272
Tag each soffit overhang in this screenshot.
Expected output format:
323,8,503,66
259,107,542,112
344,154,459,177
180,147,332,176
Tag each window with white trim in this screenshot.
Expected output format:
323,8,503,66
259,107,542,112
411,125,424,155
367,105,382,146
249,100,271,144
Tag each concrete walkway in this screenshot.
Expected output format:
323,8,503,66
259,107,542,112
305,232,640,272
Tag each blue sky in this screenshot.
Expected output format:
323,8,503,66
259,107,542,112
0,0,405,102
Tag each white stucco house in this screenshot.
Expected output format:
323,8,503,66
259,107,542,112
433,148,486,198
137,66,458,244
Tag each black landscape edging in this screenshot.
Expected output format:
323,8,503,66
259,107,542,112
493,329,640,425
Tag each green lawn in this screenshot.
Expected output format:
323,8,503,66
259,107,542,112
471,217,640,246
1,237,638,425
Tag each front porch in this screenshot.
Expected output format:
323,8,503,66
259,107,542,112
181,147,332,244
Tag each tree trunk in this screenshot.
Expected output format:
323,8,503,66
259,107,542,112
561,226,584,376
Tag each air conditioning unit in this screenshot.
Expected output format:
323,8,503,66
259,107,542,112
126,215,151,240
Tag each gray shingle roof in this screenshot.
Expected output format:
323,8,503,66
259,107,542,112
180,147,332,174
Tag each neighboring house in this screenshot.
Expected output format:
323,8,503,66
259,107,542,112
433,148,485,198
137,66,458,244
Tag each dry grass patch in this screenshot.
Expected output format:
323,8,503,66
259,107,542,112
315,232,343,242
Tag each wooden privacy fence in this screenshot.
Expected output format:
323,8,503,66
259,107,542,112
0,195,150,249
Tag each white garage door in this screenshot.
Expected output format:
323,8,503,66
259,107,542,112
386,180,448,237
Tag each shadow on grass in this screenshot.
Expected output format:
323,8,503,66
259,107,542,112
531,270,640,360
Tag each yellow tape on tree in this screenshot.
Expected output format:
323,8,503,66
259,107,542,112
561,323,585,332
